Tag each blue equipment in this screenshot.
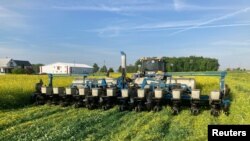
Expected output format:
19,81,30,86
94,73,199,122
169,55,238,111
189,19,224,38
32,52,230,116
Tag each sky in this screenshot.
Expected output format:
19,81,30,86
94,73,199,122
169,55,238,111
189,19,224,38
0,0,250,70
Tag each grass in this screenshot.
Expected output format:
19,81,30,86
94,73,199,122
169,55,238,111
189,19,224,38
0,72,250,141
0,74,74,109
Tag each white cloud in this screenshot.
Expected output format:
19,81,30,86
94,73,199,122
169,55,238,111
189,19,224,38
52,0,170,12
169,7,250,36
136,22,250,32
0,46,27,59
53,5,121,12
98,26,121,37
0,6,18,17
173,0,185,11
0,6,27,29
212,40,250,46
53,0,236,12
134,20,201,30
87,20,205,37
173,0,235,11
88,20,250,37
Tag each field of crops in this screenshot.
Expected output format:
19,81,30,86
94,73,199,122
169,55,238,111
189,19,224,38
0,73,250,141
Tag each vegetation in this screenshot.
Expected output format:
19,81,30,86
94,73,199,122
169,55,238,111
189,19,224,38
0,73,250,141
163,56,219,72
134,56,219,72
100,56,220,73
92,63,100,73
100,65,108,73
32,64,44,74
226,67,248,72
108,68,114,72
117,66,122,73
11,68,34,74
0,75,73,109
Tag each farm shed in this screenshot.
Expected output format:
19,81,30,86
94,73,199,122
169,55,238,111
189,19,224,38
40,62,93,75
0,58,32,73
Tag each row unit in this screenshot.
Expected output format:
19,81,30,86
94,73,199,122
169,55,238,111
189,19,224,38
42,87,221,101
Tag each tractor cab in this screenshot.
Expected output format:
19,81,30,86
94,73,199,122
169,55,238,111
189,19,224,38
136,57,166,78
127,57,168,112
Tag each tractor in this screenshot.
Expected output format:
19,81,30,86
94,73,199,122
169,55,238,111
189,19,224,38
32,51,230,116
117,52,230,116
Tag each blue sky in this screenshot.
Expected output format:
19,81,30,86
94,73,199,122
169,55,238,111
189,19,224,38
0,0,250,70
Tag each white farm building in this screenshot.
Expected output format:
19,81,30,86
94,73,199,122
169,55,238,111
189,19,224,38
40,62,93,75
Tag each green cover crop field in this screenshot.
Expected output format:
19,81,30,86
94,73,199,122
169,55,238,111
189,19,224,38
0,73,250,141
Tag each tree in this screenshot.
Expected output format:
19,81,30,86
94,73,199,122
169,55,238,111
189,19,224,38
92,63,99,73
100,65,108,73
164,56,219,72
32,64,44,74
126,64,137,73
117,66,122,73
108,68,114,72
25,68,35,74
115,56,220,73
12,68,26,74
12,68,34,74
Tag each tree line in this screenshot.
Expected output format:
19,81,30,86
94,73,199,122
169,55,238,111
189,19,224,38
163,56,219,72
92,63,114,73
93,56,220,73
10,56,248,74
